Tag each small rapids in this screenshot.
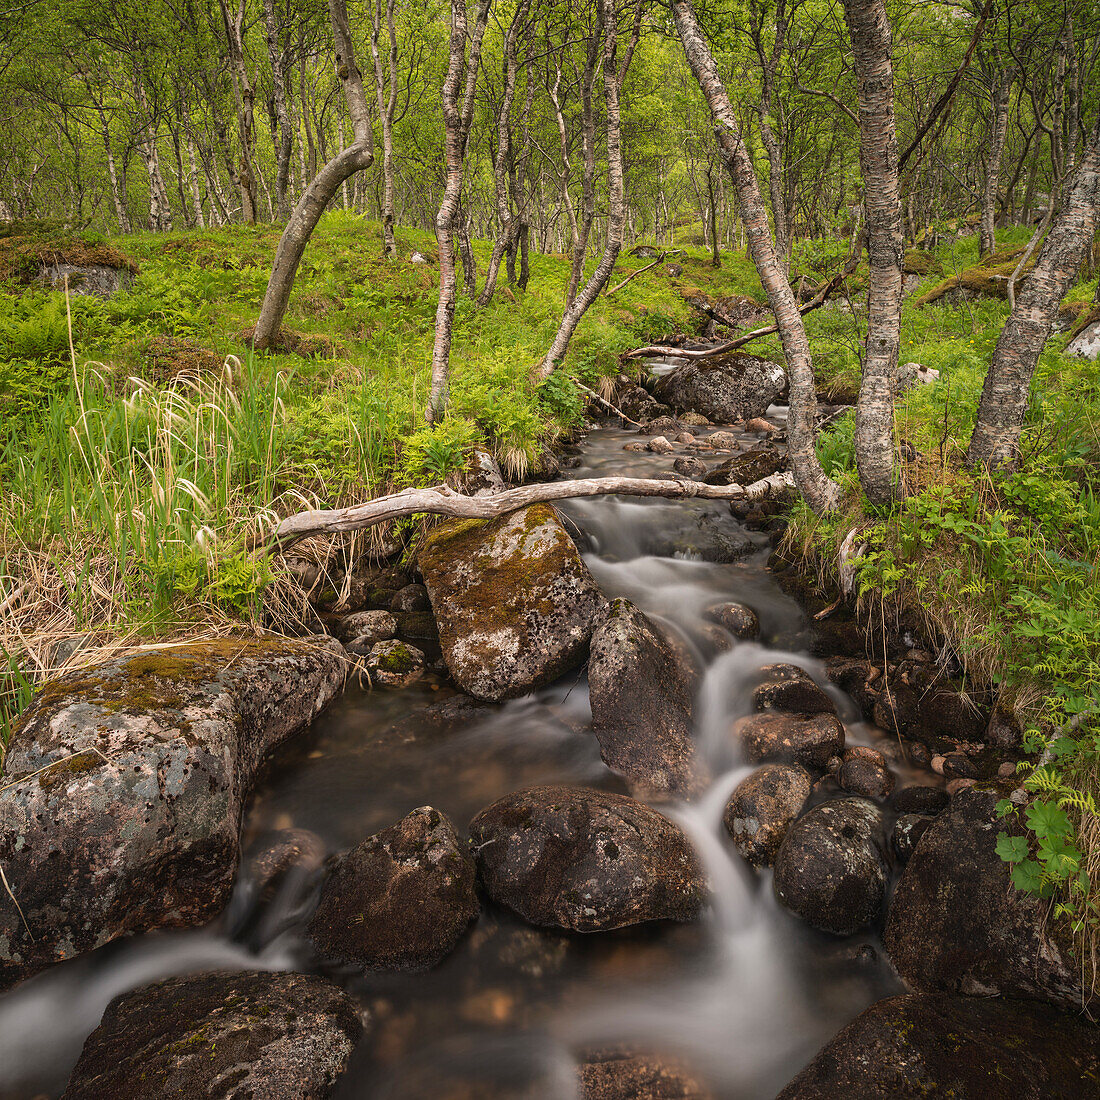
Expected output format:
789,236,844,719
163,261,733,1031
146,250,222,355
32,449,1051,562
0,421,907,1100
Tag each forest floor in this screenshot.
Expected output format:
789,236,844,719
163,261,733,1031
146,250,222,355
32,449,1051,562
1,214,1098,963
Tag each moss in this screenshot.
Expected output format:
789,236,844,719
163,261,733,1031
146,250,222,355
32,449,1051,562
36,748,104,791
375,643,415,673
916,249,1034,307
903,250,940,276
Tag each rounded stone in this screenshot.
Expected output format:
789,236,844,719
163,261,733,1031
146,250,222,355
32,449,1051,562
365,639,425,688
733,712,845,769
704,602,760,640
892,813,934,861
890,785,948,815
838,756,894,800
724,763,813,867
752,664,836,716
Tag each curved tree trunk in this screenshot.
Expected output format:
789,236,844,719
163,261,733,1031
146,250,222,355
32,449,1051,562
670,0,839,517
968,130,1100,469
252,0,374,349
842,0,904,506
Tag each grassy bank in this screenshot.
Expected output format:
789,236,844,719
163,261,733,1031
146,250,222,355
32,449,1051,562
0,215,759,749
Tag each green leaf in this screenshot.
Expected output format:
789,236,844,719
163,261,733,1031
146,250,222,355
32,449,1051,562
995,832,1028,864
1011,859,1044,894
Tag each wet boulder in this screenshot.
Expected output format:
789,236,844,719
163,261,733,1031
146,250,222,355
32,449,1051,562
704,602,760,640
776,993,1100,1100
654,353,787,423
617,384,668,422
579,1050,714,1099
418,504,605,701
890,785,949,815
364,639,425,688
838,755,894,800
0,637,346,991
247,828,326,903
588,599,706,799
640,509,755,562
469,786,707,933
308,806,478,971
773,798,889,935
62,970,362,1099
753,664,836,715
672,455,707,478
884,788,1083,1007
724,763,812,867
733,712,845,769
891,814,933,862
702,446,784,487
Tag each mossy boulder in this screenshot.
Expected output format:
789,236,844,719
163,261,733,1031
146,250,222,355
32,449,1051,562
307,806,478,971
364,639,425,689
884,788,1083,1007
587,598,708,799
418,504,606,701
62,970,362,1099
654,352,787,423
915,249,1034,307
469,785,707,933
776,993,1100,1099
0,636,346,990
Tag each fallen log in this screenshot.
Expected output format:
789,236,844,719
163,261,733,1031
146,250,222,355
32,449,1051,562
266,472,795,553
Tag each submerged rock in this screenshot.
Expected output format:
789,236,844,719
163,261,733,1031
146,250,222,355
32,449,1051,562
62,970,362,1099
884,788,1083,1007
773,798,889,935
704,601,760,640
776,993,1100,1099
247,828,326,903
418,504,605,702
724,763,812,867
753,664,836,715
640,510,755,562
0,637,345,990
469,786,706,933
308,806,478,971
588,599,707,798
889,785,948,815
654,353,787,422
578,1050,714,1099
733,712,845,769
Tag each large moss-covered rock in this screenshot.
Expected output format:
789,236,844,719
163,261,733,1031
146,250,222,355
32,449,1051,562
884,788,1082,1007
62,970,362,1099
0,637,346,990
655,353,786,422
469,786,707,932
776,993,1100,1099
307,806,478,971
418,504,605,702
587,599,707,799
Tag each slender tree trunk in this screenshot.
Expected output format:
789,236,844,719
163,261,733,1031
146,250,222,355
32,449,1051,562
369,0,399,255
262,0,294,220
534,0,637,380
670,0,839,516
458,204,478,299
220,0,259,223
980,70,1012,258
252,0,375,348
968,129,1100,468
186,131,206,229
512,48,536,291
98,107,130,233
427,0,491,423
568,8,603,308
548,50,580,276
707,163,720,266
842,0,904,506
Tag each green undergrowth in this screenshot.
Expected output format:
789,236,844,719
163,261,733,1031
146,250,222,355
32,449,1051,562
787,225,1100,986
0,213,744,752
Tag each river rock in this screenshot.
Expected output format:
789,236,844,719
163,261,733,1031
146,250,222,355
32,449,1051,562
588,599,707,798
892,813,933,861
0,637,346,990
247,828,326,903
469,786,707,932
579,1050,714,1099
62,970,362,1099
673,455,707,478
753,664,836,715
883,787,1082,1006
308,806,478,971
773,798,889,935
647,435,676,454
838,756,894,800
890,785,949,815
702,446,784,486
1066,315,1100,359
705,430,740,449
776,993,1100,1099
364,639,425,688
418,504,605,701
724,763,812,867
334,609,397,644
733,712,845,769
617,384,667,422
655,353,787,422
704,601,760,639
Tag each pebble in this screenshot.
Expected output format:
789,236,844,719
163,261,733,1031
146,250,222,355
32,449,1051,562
946,777,976,795
930,754,946,775
647,436,675,454
997,762,1018,779
745,418,779,433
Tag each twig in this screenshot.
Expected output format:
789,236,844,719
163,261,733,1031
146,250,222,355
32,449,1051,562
0,583,29,617
575,381,643,426
0,861,34,942
605,249,681,296
266,472,796,553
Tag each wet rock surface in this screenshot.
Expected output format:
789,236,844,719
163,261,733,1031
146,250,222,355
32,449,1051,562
578,1050,714,1099
734,712,845,769
773,798,889,935
0,637,346,990
752,664,836,715
884,788,1083,1007
654,353,786,422
838,755,894,800
364,639,426,689
724,763,812,867
704,601,760,639
418,504,605,701
776,992,1100,1099
308,806,478,971
588,598,707,798
469,786,707,933
62,970,362,1099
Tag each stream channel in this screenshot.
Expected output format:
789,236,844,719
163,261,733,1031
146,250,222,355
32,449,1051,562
0,419,916,1099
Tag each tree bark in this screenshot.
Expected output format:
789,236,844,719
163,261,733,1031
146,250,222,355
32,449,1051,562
568,6,603,309
670,0,839,516
252,0,375,348
980,69,1012,258
261,0,294,220
369,0,399,255
842,0,904,506
427,0,491,423
220,0,260,223
968,129,1100,468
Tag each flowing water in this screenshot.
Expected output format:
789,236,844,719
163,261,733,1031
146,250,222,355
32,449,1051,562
0,421,910,1100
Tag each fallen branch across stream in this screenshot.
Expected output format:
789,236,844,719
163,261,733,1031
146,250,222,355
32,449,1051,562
266,472,795,553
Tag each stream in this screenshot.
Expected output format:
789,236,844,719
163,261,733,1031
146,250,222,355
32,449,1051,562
0,421,910,1100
